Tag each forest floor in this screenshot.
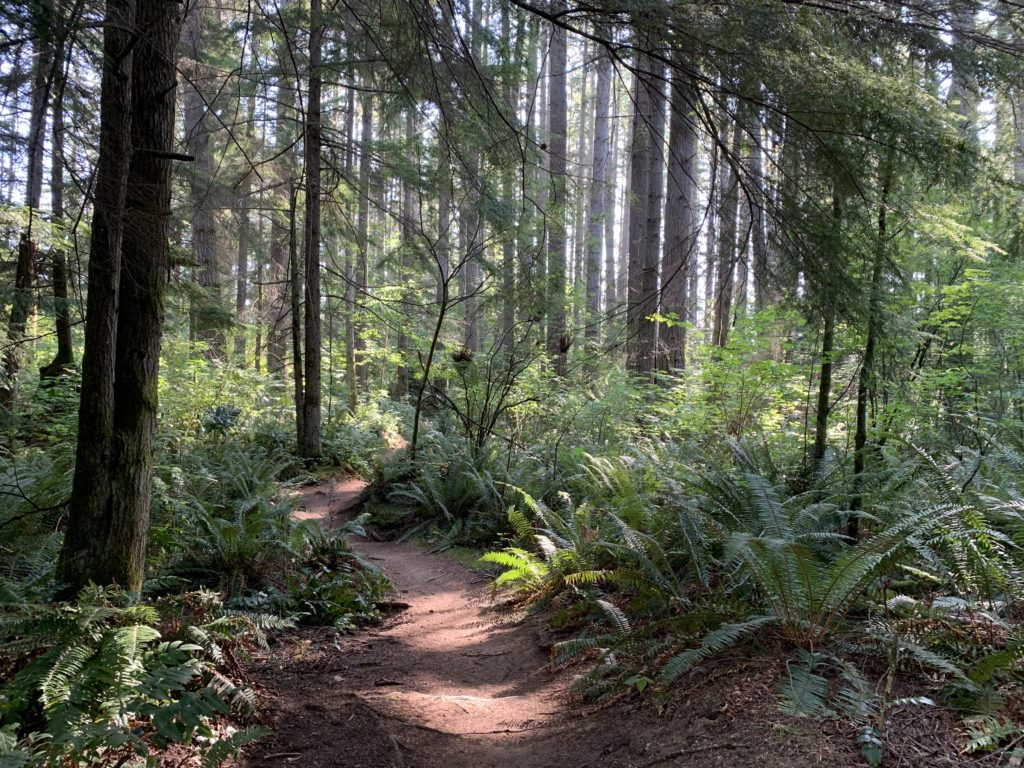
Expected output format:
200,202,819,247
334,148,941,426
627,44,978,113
238,475,972,768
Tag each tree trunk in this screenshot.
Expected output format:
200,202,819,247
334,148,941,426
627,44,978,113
300,0,323,460
573,43,590,335
289,187,305,451
106,0,178,592
603,92,619,322
59,0,179,593
58,0,134,592
42,67,74,379
811,189,843,480
355,88,372,391
659,62,699,371
585,46,611,344
625,51,654,372
182,2,222,357
627,51,664,373
811,302,836,479
712,117,740,348
267,5,296,375
748,113,770,313
638,62,666,372
233,55,256,362
395,109,417,397
462,207,481,355
545,19,568,375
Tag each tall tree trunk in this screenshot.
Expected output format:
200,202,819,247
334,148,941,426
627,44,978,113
255,256,264,371
659,62,699,371
463,208,481,355
572,42,590,336
616,146,630,307
182,2,221,357
625,51,654,372
289,187,305,451
300,0,323,459
811,188,843,479
395,109,417,397
702,144,718,331
42,65,74,379
106,0,178,592
749,113,770,312
267,4,296,374
585,46,611,344
627,51,664,373
545,19,568,374
712,117,740,348
355,88,372,391
638,63,666,372
812,302,836,478
342,86,357,414
60,0,179,593
58,0,134,592
234,57,256,361
603,92,619,321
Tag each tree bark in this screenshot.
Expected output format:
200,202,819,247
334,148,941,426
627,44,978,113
712,116,740,348
603,89,619,322
57,0,135,592
811,188,843,480
585,46,611,344
849,165,891,540
234,50,256,362
182,2,222,357
42,66,74,379
60,0,179,593
107,0,179,592
289,186,305,452
659,62,699,371
300,0,323,459
545,19,568,375
267,3,296,374
355,88,372,391
625,51,655,372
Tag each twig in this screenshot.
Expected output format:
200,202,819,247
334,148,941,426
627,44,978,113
633,742,752,768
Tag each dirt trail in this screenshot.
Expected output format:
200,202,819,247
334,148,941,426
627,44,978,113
240,476,867,768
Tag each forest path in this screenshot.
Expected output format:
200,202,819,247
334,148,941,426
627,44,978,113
239,475,859,768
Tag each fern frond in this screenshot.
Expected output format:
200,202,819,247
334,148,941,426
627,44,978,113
658,616,774,683
200,725,270,768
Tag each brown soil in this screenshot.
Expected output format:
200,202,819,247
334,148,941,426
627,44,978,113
239,476,980,768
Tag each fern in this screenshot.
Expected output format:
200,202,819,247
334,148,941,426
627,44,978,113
658,616,775,683
0,588,271,767
200,725,271,768
481,547,549,593
779,649,831,717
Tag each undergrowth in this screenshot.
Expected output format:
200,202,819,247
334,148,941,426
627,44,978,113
0,356,398,766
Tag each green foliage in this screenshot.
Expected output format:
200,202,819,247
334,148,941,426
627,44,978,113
387,434,513,545
283,520,391,628
0,586,274,767
151,442,301,597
